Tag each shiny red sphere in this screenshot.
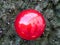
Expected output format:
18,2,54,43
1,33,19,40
14,9,46,40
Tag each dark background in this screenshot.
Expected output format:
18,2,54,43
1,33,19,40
0,0,60,45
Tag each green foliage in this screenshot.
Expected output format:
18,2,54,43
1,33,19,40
0,0,60,45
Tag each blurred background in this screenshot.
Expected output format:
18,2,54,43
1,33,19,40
0,0,60,45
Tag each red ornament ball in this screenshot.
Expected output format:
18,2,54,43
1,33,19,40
14,9,46,40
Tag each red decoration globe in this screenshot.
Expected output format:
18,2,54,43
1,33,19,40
14,9,46,40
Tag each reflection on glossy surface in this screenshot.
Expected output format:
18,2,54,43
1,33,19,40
19,13,37,25
14,9,46,40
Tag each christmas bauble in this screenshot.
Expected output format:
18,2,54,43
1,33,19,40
14,9,46,40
